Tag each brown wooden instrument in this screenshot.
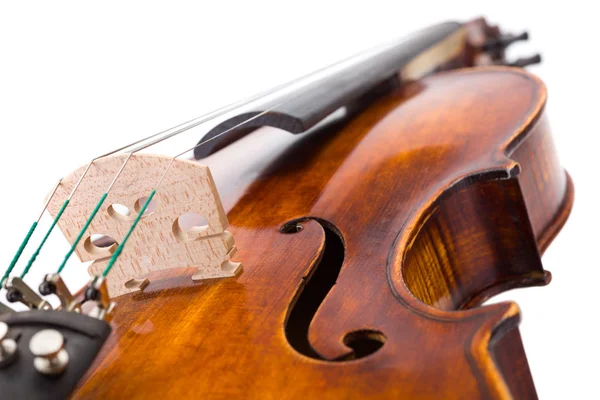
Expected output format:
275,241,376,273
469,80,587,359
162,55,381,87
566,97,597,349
0,18,572,399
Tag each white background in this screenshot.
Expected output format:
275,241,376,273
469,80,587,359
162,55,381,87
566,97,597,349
0,1,596,398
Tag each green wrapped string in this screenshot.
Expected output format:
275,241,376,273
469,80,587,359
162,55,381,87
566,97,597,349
20,200,70,279
103,189,156,277
1,221,38,286
57,192,108,274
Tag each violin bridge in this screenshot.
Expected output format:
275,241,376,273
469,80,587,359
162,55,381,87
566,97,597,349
45,154,241,298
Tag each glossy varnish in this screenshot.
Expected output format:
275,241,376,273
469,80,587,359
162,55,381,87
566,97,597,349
74,68,573,399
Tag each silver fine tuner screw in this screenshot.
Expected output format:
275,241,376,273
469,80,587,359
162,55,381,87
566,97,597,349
29,329,69,376
0,321,17,368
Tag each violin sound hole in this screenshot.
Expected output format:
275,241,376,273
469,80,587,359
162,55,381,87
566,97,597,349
282,218,385,361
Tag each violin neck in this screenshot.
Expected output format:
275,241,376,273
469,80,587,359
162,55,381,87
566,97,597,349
194,21,474,158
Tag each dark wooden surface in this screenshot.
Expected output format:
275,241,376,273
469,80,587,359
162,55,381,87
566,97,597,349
74,67,573,399
193,21,462,158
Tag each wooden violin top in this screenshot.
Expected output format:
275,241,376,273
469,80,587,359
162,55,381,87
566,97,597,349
74,67,572,399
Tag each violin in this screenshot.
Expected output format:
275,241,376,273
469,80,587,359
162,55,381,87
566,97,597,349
0,18,572,399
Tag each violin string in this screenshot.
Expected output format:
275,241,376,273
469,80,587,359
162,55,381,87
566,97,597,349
36,180,64,223
1,179,62,287
20,197,69,279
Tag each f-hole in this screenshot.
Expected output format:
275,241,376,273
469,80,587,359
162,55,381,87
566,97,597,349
282,218,385,361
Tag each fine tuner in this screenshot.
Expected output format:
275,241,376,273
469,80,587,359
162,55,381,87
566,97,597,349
0,17,568,400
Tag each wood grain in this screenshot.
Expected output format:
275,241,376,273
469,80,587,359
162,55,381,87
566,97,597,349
74,67,572,399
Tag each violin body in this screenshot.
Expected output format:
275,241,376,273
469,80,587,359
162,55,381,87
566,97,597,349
73,67,572,399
